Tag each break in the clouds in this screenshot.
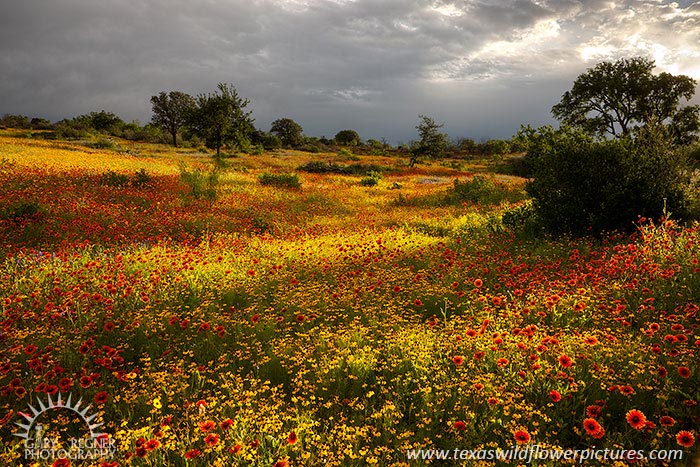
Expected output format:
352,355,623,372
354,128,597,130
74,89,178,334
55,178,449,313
1,0,700,142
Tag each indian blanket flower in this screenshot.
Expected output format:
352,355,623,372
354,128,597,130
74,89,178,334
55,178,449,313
626,410,647,430
514,429,531,444
676,431,695,448
558,355,573,368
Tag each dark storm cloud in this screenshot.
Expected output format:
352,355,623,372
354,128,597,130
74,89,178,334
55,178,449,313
1,0,700,142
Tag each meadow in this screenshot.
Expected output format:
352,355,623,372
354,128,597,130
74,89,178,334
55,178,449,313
0,130,698,466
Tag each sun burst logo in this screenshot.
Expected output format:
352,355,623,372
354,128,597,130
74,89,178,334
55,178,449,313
12,392,106,442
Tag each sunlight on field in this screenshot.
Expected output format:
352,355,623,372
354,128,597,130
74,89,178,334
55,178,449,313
0,135,697,467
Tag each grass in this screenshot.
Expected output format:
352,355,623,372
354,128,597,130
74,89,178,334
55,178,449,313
0,132,697,467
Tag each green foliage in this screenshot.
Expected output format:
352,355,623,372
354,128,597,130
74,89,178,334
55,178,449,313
410,115,448,166
449,176,523,205
179,164,219,201
258,172,302,189
99,170,130,187
552,56,699,144
251,130,281,150
525,125,689,235
187,83,254,158
74,110,124,133
150,91,196,147
99,169,153,188
359,171,383,187
85,137,116,150
132,168,153,188
0,114,31,129
501,200,543,236
296,161,384,175
270,118,304,148
1,200,44,222
334,129,361,146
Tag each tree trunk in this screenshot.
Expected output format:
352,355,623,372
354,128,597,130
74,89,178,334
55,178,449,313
172,131,178,147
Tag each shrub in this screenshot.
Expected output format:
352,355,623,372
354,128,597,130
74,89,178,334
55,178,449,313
359,171,382,187
525,125,689,235
258,172,301,189
451,176,497,203
132,169,152,188
100,170,130,187
179,164,219,200
85,138,116,150
335,130,361,146
2,201,44,222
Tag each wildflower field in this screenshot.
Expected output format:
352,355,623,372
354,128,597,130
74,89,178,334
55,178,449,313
0,130,698,466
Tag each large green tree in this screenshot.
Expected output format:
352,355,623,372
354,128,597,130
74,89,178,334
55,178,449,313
270,118,304,148
188,83,254,158
150,91,195,147
409,115,448,166
552,57,699,144
334,129,361,146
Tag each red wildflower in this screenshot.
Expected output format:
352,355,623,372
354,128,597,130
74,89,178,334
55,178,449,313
413,298,423,306
24,344,38,355
453,356,464,365
626,410,647,430
273,461,289,467
392,285,401,293
145,439,160,450
199,420,216,432
287,431,298,444
453,421,467,431
220,418,234,430
676,431,695,448
204,433,219,446
52,459,70,467
678,366,691,378
586,405,602,418
548,390,561,402
474,279,483,288
558,355,573,368
659,416,676,427
583,418,604,438
184,449,201,459
514,429,531,444
94,391,109,404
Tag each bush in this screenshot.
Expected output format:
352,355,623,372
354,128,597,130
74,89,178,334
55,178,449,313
525,125,689,235
451,176,497,203
179,164,218,200
85,138,116,150
258,172,301,189
99,170,130,187
296,161,385,175
359,171,382,187
132,169,152,188
2,201,44,222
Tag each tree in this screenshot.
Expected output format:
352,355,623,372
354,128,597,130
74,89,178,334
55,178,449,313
270,118,304,148
188,83,254,158
77,110,124,132
552,57,699,143
523,124,688,235
150,91,195,147
334,129,361,146
409,115,448,166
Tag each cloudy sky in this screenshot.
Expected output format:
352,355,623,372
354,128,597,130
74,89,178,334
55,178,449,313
2,0,700,143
